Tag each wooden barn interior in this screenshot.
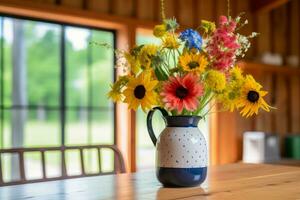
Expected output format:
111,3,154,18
0,0,299,180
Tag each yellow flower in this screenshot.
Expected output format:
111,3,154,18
138,45,159,69
237,75,271,117
201,20,216,34
162,33,180,49
218,85,240,112
230,66,244,84
125,53,141,74
123,72,158,111
205,70,226,92
179,53,208,74
107,86,123,102
107,76,130,102
153,24,167,38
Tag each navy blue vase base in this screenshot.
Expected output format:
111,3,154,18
157,167,207,187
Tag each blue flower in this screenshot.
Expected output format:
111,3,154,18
179,29,203,51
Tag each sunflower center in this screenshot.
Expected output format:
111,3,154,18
188,61,199,69
134,85,146,99
176,86,189,99
247,90,259,103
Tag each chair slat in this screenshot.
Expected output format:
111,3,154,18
61,149,67,178
41,151,46,179
97,148,102,173
18,152,25,181
79,149,85,175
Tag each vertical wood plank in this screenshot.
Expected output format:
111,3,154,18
289,0,299,64
113,0,134,16
137,0,155,20
236,0,255,58
275,75,288,154
272,5,287,57
61,0,82,8
256,12,271,55
290,76,300,133
192,0,199,28
198,0,214,21
152,0,160,22
164,0,175,19
178,0,194,27
87,0,110,13
261,73,273,133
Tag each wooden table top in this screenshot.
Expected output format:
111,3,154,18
1,163,300,200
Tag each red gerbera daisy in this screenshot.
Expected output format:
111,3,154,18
161,73,204,114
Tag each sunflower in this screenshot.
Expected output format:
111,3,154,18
123,72,158,111
179,53,208,74
237,75,271,117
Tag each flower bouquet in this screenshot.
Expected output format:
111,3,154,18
107,6,272,187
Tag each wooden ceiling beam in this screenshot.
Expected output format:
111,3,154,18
251,0,290,13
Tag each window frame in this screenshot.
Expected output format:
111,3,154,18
0,13,117,147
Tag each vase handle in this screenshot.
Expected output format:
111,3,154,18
147,107,169,146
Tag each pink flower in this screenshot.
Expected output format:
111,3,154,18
207,16,240,71
160,73,203,114
219,16,228,25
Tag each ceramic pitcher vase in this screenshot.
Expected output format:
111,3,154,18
147,107,208,187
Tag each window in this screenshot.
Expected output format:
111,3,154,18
0,16,115,180
136,29,210,170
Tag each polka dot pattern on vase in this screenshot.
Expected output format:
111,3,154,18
156,127,208,168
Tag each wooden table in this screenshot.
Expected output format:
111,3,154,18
1,163,300,200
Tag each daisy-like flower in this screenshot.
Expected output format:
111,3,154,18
237,75,271,117
161,73,204,114
162,33,180,49
179,53,208,74
123,72,158,111
205,70,226,92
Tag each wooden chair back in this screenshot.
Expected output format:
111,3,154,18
0,145,125,186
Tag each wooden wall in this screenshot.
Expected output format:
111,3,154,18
0,0,299,166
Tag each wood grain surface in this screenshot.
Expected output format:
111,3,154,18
0,163,300,200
